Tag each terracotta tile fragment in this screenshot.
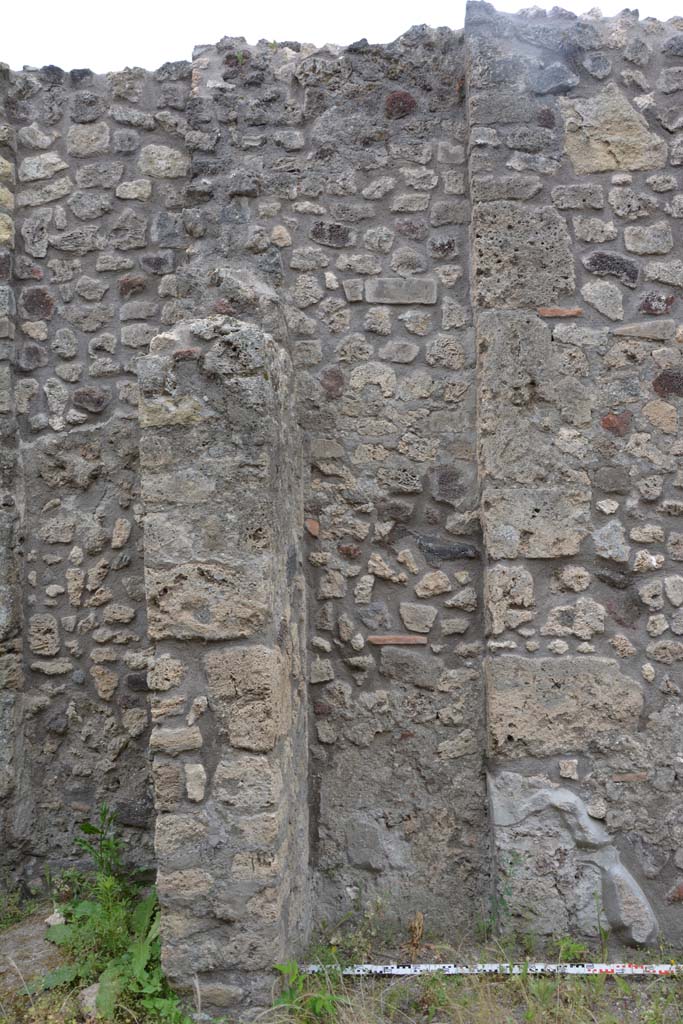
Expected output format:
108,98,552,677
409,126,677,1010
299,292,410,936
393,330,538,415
367,635,428,646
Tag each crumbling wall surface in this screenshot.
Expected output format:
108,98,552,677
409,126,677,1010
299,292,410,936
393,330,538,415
467,1,683,945
4,60,198,873
138,310,308,1013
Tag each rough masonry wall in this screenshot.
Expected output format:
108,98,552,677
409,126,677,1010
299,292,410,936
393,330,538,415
2,60,202,872
2,3,683,1014
468,2,683,945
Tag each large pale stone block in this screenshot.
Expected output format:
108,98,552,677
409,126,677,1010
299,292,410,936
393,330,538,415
204,645,287,752
145,563,269,640
487,656,643,757
559,84,667,174
472,203,574,308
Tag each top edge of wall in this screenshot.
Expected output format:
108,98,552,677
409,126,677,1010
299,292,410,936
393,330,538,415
3,3,683,80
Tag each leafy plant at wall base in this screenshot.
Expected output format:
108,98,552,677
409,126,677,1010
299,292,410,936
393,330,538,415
274,961,344,1022
38,804,191,1023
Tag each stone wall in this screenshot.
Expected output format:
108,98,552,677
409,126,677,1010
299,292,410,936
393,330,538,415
1,1,683,1014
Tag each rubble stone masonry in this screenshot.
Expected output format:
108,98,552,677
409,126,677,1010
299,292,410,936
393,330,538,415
1,1,683,1013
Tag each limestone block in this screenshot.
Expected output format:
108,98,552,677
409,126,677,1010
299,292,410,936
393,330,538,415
145,563,269,640
559,84,667,173
138,145,190,178
204,645,286,752
487,656,643,757
482,482,591,559
472,203,574,308
364,277,437,304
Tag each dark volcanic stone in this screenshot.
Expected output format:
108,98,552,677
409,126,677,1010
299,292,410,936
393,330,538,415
662,33,683,57
126,671,148,692
582,251,639,288
73,386,111,413
357,602,392,630
529,62,579,95
310,221,355,248
653,370,683,398
21,286,55,319
596,569,630,590
140,252,175,275
414,533,479,564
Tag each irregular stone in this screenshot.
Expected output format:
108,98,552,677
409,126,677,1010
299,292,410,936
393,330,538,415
559,84,667,173
573,217,617,243
310,221,355,248
645,260,683,287
138,145,190,178
639,291,675,316
581,280,623,321
28,614,59,656
486,564,534,635
399,603,438,633
613,320,674,340
593,521,630,563
18,152,68,182
582,251,638,288
624,221,673,255
415,571,451,598
66,122,110,157
529,62,579,95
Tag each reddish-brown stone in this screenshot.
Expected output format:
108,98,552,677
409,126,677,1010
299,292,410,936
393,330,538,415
338,542,361,559
653,370,683,398
601,410,633,436
611,772,649,782
385,91,417,119
666,881,683,903
304,518,320,538
21,286,55,319
319,367,344,399
638,291,675,316
118,273,147,298
211,298,235,314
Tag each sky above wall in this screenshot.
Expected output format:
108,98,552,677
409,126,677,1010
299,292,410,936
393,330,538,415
4,0,682,72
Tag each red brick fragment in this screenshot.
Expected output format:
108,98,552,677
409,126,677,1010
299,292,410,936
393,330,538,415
537,306,583,317
367,635,428,646
601,410,632,436
304,518,320,538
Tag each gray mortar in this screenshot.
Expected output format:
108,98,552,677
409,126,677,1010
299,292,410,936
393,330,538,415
0,2,682,1015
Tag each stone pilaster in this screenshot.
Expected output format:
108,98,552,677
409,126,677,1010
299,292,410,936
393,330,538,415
138,311,309,1015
